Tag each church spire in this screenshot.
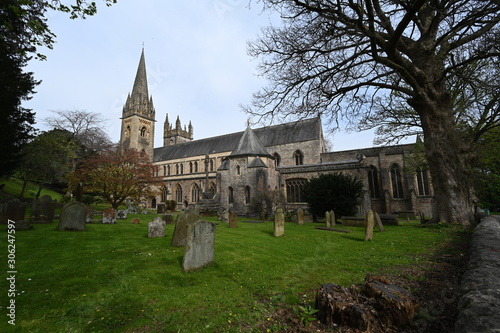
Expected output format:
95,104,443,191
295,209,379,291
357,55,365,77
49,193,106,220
122,48,155,120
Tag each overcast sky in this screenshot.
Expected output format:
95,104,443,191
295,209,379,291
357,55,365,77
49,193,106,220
24,0,392,152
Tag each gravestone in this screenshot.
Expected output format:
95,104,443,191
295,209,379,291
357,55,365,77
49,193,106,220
274,208,285,237
141,209,150,215
86,207,94,223
365,210,375,241
325,211,331,228
229,211,237,228
102,207,116,224
171,210,199,247
0,199,26,224
374,212,385,232
116,210,128,219
182,220,217,272
30,195,55,223
163,214,174,224
219,210,229,223
59,202,86,231
15,220,32,231
330,210,336,227
157,203,166,214
297,208,304,225
148,217,166,238
131,218,141,224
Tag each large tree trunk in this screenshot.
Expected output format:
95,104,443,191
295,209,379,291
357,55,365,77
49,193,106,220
410,93,475,226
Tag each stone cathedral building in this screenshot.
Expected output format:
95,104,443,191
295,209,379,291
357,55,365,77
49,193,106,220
120,50,435,217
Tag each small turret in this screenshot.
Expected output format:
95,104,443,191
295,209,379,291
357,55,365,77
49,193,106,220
163,113,194,146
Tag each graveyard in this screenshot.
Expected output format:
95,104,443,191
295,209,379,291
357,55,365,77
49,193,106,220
0,204,467,332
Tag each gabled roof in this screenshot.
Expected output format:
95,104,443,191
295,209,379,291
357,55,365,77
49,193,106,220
153,117,321,162
230,126,270,158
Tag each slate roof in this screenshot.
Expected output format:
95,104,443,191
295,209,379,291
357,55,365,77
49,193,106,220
230,126,271,157
153,117,321,162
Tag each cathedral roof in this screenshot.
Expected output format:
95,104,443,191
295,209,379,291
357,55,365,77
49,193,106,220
153,117,322,162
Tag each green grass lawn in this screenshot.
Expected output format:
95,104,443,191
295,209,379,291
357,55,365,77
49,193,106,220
0,177,64,202
0,215,457,332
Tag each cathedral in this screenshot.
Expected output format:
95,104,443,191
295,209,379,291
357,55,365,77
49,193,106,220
119,50,435,217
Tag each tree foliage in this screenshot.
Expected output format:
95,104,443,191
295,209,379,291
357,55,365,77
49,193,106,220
475,127,500,211
18,129,78,198
247,0,500,225
303,172,364,219
71,148,161,209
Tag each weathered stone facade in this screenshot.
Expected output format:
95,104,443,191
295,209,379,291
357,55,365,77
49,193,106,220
119,50,435,218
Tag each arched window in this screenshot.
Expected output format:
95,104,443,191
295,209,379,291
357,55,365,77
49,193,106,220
167,165,171,176
367,165,380,198
286,178,307,203
140,149,146,157
416,167,430,196
140,126,147,137
236,165,241,175
245,186,251,205
210,159,214,171
293,150,304,165
180,164,184,174
390,164,404,199
191,183,201,203
228,187,234,204
161,186,168,202
189,162,193,174
194,161,198,173
163,165,167,176
176,164,179,175
126,125,131,136
175,185,183,204
273,153,281,167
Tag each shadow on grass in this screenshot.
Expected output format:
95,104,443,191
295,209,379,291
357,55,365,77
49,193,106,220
340,235,365,242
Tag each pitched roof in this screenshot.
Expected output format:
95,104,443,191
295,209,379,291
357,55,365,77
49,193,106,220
153,117,321,162
230,126,271,157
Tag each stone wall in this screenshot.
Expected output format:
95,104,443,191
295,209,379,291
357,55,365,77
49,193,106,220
455,215,500,333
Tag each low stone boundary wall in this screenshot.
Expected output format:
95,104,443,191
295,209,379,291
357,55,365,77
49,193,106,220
456,215,500,333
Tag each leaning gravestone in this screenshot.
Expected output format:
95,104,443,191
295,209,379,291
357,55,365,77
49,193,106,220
102,207,116,224
364,210,375,241
325,211,331,228
182,220,217,272
163,214,174,224
148,217,166,238
30,195,56,223
59,202,86,231
297,208,304,225
330,210,336,227
274,208,285,237
0,199,26,224
374,212,385,232
157,203,166,214
229,211,237,228
171,210,199,247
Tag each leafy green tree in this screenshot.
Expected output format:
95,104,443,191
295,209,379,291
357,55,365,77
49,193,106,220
303,173,364,219
247,0,499,225
475,127,500,211
18,129,78,198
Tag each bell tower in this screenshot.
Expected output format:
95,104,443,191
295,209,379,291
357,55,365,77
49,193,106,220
120,49,156,159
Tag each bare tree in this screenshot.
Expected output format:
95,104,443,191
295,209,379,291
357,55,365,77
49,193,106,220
44,109,112,152
246,0,500,225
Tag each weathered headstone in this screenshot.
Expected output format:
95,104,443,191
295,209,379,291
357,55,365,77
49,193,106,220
297,208,304,225
86,206,94,223
116,210,128,219
365,210,375,241
148,217,166,238
374,212,385,232
15,220,32,231
102,207,116,224
229,211,237,228
141,209,150,215
131,218,141,224
325,211,331,228
0,199,26,224
157,203,166,214
219,210,229,223
330,210,336,227
171,210,199,247
163,214,174,224
30,195,55,223
274,208,285,237
182,220,217,272
59,202,86,231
